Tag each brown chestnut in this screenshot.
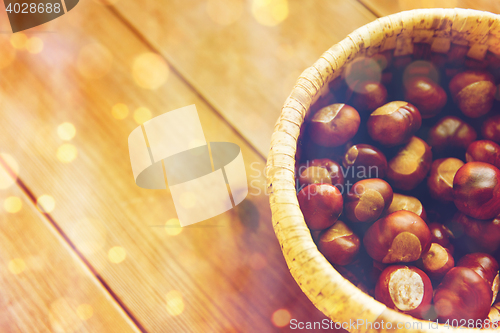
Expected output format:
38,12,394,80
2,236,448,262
404,76,447,119
345,179,393,224
427,116,477,152
363,211,431,264
297,159,344,189
375,265,433,319
457,253,500,304
427,158,464,202
434,267,493,321
421,243,455,279
297,183,343,231
451,213,500,253
466,140,500,170
482,114,500,144
386,136,432,191
318,220,360,266
449,70,496,118
428,222,454,253
342,144,387,180
385,193,427,221
453,162,500,220
367,101,422,146
308,104,360,147
349,81,387,112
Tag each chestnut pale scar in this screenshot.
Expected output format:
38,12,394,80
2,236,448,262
388,268,424,311
383,232,422,263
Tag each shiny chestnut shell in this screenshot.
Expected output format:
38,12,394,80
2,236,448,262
308,104,360,147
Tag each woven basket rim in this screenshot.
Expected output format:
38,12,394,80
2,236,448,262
266,7,500,333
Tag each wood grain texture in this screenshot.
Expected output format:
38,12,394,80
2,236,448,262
110,0,377,156
0,177,140,332
0,0,330,332
360,0,500,17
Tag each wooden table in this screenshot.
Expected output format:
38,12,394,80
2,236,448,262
0,1,497,332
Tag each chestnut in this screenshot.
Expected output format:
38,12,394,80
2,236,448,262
367,101,422,146
451,213,500,253
421,243,454,279
466,140,500,170
404,76,447,119
345,179,393,224
385,193,427,221
434,267,493,321
386,136,432,191
427,158,464,202
297,183,343,231
457,253,500,304
427,116,477,152
482,114,500,144
449,70,496,118
297,159,344,189
363,211,431,264
453,162,500,220
428,222,454,253
308,104,360,147
342,144,387,181
348,81,387,112
375,265,432,319
318,220,360,266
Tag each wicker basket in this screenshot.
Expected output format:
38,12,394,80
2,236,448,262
266,8,500,333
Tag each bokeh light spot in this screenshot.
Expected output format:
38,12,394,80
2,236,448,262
37,194,55,213
10,33,27,49
57,122,76,141
166,290,185,316
112,103,129,120
4,196,22,213
345,57,382,92
49,298,82,333
165,218,182,236
77,43,113,79
0,153,19,189
206,0,244,26
133,107,152,124
76,304,93,321
272,308,291,327
26,37,44,54
57,144,78,163
132,53,169,90
251,0,289,26
108,246,126,263
8,258,26,274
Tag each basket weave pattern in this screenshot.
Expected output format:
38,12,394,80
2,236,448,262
266,8,500,333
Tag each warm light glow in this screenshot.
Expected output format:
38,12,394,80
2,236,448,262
10,33,27,49
37,194,55,213
77,43,113,79
57,144,78,163
92,0,119,5
166,290,185,316
272,308,291,327
49,298,82,333
132,53,169,90
26,37,44,54
165,218,182,236
112,103,129,120
108,246,126,263
133,107,152,124
67,218,107,256
0,153,19,189
8,258,26,274
206,0,244,26
4,196,22,213
249,252,267,270
251,0,289,26
57,122,76,141
179,192,196,208
0,36,15,69
76,304,93,321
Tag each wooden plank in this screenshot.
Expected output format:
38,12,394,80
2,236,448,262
360,0,500,17
0,170,140,332
0,0,330,331
109,0,377,156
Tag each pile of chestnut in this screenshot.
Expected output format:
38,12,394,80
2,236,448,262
295,48,500,326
